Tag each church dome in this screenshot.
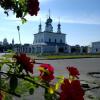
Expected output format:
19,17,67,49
46,17,52,23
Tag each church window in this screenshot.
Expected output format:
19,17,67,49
55,39,57,43
60,39,62,43
41,39,43,42
96,48,98,52
65,47,67,49
49,38,51,42
29,48,31,53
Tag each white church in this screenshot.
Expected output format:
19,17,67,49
14,15,70,54
32,15,70,54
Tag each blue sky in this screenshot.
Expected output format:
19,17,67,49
0,0,100,46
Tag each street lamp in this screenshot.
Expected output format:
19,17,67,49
17,26,21,45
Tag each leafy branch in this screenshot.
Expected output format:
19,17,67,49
0,0,40,23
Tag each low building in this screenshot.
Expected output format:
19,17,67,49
14,44,33,53
0,41,2,45
70,45,88,54
91,41,100,53
3,38,8,45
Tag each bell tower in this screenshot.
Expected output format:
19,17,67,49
57,18,61,33
38,19,42,33
45,9,53,32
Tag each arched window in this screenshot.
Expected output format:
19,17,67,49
55,39,56,43
49,38,51,42
96,48,98,52
60,39,62,43
41,39,43,42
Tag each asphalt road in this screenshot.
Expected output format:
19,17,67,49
35,58,100,80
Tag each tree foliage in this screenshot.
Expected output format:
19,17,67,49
0,0,40,22
0,53,85,100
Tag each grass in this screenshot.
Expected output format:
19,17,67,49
36,53,100,59
1,52,100,60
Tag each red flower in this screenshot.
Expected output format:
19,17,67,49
67,66,80,78
27,0,40,16
0,93,3,100
13,53,34,74
60,79,84,100
39,64,54,82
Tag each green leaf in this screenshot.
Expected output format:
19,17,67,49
23,12,28,17
34,76,39,81
18,0,26,6
44,89,58,100
4,94,13,100
19,65,23,72
0,63,3,70
21,18,27,24
29,88,34,95
9,76,18,92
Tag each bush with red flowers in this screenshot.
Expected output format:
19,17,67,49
60,67,84,100
39,64,54,82
67,66,80,78
60,79,84,100
0,53,85,100
13,53,34,74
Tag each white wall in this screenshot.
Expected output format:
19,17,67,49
34,32,66,44
92,42,100,53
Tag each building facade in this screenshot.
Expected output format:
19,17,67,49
91,41,100,53
32,16,70,54
3,38,8,45
14,44,33,53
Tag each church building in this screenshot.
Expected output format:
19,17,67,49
32,15,70,54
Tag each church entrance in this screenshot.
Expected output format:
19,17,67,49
59,47,64,53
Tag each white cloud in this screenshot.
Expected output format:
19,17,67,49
60,15,100,25
3,11,100,25
0,7,4,12
0,27,17,33
4,12,47,23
